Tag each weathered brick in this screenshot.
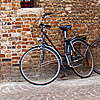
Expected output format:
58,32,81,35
2,26,11,29
12,53,17,56
3,34,8,37
22,38,27,41
0,0,99,82
12,61,17,63
8,29,16,33
0,7,6,10
3,0,7,3
4,50,11,53
0,0,2,3
16,18,21,21
7,62,11,66
2,11,11,14
6,54,11,57
15,22,23,25
12,25,21,29
23,28,30,31
26,25,30,27
12,4,16,6
30,41,34,44
0,54,5,57
22,46,26,48
17,45,21,49
17,29,21,32
8,0,11,2
12,57,20,60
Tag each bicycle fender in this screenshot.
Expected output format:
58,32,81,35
71,37,89,46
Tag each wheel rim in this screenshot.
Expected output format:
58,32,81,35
20,46,60,85
91,40,100,74
69,40,93,78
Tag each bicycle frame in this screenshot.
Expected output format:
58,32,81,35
41,25,90,68
42,25,65,57
19,12,94,85
41,25,80,66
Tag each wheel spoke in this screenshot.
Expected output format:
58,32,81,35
20,46,60,85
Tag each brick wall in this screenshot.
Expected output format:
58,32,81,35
0,0,100,82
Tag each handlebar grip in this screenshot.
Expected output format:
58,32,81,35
42,12,53,18
40,24,51,28
45,12,53,16
45,25,51,28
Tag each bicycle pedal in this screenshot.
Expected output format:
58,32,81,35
71,55,81,61
70,58,82,68
60,74,66,79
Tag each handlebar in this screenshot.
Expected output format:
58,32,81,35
42,12,53,18
40,23,51,28
39,12,53,27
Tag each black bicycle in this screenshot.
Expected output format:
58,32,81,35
91,39,100,74
20,12,94,85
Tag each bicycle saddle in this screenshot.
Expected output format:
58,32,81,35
59,25,72,31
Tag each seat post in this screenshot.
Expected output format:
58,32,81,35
64,31,67,40
64,31,67,53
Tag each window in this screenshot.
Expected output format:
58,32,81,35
20,0,39,8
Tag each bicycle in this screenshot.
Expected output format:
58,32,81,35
20,12,94,85
90,39,100,74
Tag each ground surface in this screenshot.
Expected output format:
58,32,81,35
0,74,100,100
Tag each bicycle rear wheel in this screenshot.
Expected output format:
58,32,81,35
20,45,61,85
68,39,94,78
91,39,100,74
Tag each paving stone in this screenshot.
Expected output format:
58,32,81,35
0,75,100,100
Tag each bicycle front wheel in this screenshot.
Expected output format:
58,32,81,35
20,45,61,85
91,39,100,74
68,39,94,78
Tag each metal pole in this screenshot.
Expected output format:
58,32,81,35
23,0,25,8
30,0,32,8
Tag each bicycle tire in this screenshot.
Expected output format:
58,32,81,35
20,45,61,85
67,38,94,78
90,39,100,74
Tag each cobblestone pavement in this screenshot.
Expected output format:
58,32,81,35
0,75,100,100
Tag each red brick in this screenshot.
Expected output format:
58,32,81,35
12,57,20,60
17,45,21,49
0,0,2,3
0,7,6,10
26,25,30,27
7,62,11,66
15,22,23,25
22,46,26,48
23,28,30,31
6,54,11,57
22,49,28,52
30,42,34,44
12,53,17,56
0,54,5,57
22,25,25,28
32,35,39,38
3,34,8,37
22,38,27,41
8,29,16,33
4,50,11,53
16,18,21,21
12,4,16,6
12,7,18,10
3,0,7,3
27,18,31,20
8,0,11,2
17,29,21,32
